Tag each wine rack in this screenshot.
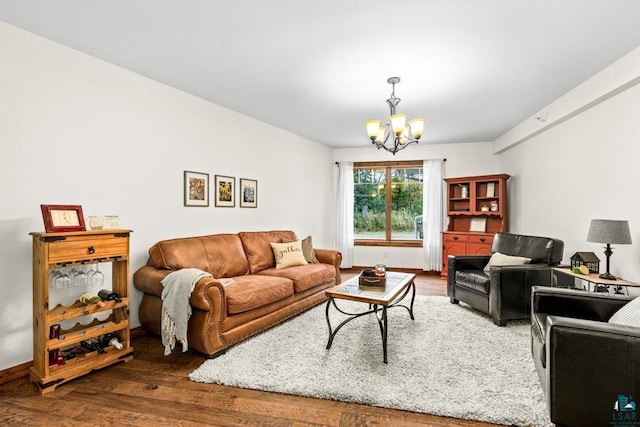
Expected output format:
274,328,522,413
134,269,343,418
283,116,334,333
30,230,134,394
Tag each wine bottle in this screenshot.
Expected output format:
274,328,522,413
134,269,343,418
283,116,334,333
49,324,61,340
97,289,122,303
79,292,106,307
101,333,124,350
81,338,105,354
48,349,64,366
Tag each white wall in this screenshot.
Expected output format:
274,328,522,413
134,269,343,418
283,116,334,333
498,81,640,294
0,23,335,370
333,142,500,268
494,43,640,298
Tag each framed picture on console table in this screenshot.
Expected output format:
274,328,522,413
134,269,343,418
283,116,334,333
215,175,235,207
40,204,86,232
184,170,209,207
239,178,257,208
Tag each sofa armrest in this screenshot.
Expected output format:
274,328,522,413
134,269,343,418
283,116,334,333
315,248,343,284
133,265,172,296
532,285,632,322
447,255,491,297
545,315,640,426
133,265,227,317
448,254,491,272
488,264,552,323
189,277,227,315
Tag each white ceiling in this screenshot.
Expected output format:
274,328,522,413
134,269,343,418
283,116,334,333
2,1,640,149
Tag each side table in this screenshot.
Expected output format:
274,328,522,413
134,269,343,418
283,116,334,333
552,267,639,295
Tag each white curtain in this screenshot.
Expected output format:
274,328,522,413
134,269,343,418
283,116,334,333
336,162,354,268
422,159,445,271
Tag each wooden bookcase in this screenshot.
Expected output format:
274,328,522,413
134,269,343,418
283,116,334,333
441,174,510,278
30,230,134,394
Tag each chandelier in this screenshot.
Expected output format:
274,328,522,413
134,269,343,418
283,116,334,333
365,77,425,155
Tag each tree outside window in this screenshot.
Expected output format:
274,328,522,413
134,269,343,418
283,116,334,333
353,161,423,243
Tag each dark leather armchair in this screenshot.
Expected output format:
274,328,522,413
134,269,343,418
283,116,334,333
447,232,564,325
531,286,640,427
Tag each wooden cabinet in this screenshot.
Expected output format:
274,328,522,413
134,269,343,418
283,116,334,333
441,174,509,278
30,230,134,394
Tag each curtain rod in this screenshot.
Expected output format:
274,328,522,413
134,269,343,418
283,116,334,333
335,158,447,165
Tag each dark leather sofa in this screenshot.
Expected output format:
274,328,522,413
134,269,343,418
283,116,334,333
531,286,640,427
447,232,564,325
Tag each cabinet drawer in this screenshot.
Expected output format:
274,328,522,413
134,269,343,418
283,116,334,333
468,234,493,245
47,234,129,263
443,233,469,243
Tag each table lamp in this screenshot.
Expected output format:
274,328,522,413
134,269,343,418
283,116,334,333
586,219,632,280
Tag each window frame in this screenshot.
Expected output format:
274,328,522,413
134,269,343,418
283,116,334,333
353,160,423,248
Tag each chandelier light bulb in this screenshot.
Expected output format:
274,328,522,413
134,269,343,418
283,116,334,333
364,77,424,155
390,114,407,135
400,126,410,144
409,118,425,139
365,119,381,139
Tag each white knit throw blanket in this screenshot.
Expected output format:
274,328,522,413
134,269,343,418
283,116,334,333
161,268,212,356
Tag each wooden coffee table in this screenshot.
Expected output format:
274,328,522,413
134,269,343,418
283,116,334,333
324,271,416,363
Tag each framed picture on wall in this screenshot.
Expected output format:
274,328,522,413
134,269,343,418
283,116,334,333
215,175,235,207
41,204,86,233
184,171,209,207
239,178,258,208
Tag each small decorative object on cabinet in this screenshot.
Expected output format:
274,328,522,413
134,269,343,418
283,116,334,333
570,252,600,274
30,229,134,394
441,174,510,278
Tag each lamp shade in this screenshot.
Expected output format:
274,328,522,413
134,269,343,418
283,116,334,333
409,118,425,138
390,114,407,134
586,219,632,244
365,120,381,138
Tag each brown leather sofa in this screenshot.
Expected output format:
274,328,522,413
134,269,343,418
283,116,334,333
531,286,639,427
133,230,342,357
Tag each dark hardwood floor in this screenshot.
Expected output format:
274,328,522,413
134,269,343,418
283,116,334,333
0,269,500,426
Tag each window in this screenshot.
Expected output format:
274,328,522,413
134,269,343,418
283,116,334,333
353,161,423,246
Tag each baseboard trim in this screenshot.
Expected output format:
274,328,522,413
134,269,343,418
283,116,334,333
344,266,440,276
0,360,31,385
0,326,147,385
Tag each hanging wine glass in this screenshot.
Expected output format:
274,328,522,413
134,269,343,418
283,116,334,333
55,267,73,305
90,263,104,289
86,263,96,285
72,264,87,288
49,269,63,307
54,267,70,291
49,269,62,290
68,266,79,286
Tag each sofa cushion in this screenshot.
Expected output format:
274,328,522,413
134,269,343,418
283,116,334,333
454,270,490,294
147,233,249,278
258,263,336,293
609,297,640,327
270,240,308,269
301,235,319,263
224,275,294,315
483,252,532,273
239,230,298,273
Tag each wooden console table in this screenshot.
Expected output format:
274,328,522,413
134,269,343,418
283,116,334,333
552,267,640,295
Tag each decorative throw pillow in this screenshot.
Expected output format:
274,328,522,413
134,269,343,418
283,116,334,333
301,235,319,263
270,240,308,269
483,252,532,273
609,297,640,327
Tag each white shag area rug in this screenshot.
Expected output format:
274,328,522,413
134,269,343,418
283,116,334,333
189,295,551,427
